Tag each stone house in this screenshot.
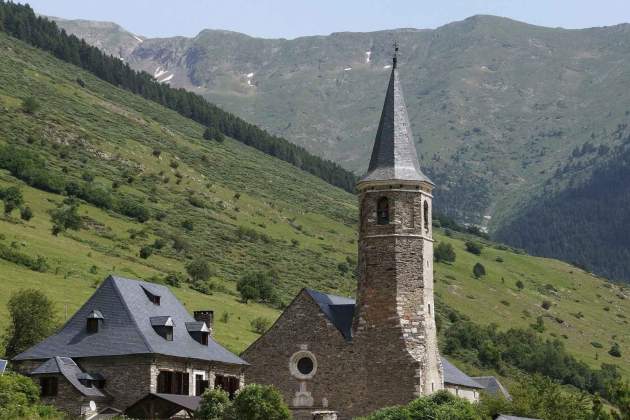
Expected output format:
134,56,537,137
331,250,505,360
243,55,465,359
12,275,247,418
441,357,484,402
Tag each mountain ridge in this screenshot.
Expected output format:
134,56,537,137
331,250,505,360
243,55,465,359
51,14,630,282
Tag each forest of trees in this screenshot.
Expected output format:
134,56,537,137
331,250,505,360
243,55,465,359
496,142,630,283
0,1,357,193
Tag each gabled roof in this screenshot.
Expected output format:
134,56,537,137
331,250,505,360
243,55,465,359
305,289,355,340
30,356,108,400
473,376,512,400
359,65,432,185
441,358,484,389
14,275,246,365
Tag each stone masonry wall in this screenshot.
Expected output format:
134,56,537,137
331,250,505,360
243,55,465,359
40,376,86,417
77,354,153,410
242,291,363,420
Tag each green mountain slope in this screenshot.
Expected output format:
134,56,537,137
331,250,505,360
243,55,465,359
0,31,628,382
55,15,630,282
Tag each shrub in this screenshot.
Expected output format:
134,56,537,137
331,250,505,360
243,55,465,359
1,186,23,215
20,206,33,221
164,272,184,288
361,391,482,420
434,242,456,263
495,256,504,263
188,195,206,208
609,342,622,358
231,384,291,420
541,300,552,310
170,160,179,169
237,271,278,305
182,219,194,231
0,145,65,193
196,388,231,420
530,316,545,333
153,238,167,249
0,372,62,419
360,405,410,420
516,280,525,290
22,96,41,114
0,243,49,272
152,149,161,158
186,258,212,283
3,289,56,358
172,235,190,253
204,127,225,143
591,341,603,349
50,198,82,235
116,197,150,222
337,261,349,274
250,317,272,334
139,246,153,259
472,262,486,278
465,241,482,255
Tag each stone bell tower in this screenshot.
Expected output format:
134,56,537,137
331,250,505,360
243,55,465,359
352,47,443,406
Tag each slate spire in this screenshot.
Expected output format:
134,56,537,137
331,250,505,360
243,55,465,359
359,47,431,186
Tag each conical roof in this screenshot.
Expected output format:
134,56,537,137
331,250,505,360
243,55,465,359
359,65,431,185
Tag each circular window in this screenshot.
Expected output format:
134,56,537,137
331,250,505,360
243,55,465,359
297,357,314,375
289,350,317,380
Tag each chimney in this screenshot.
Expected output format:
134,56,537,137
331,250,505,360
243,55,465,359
194,310,214,335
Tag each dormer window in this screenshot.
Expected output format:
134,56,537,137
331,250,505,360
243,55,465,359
86,310,104,334
377,197,390,225
142,286,161,305
186,321,209,345
151,316,174,341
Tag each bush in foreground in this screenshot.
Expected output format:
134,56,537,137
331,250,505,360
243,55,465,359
358,391,483,420
0,372,63,419
196,384,290,420
3,289,57,358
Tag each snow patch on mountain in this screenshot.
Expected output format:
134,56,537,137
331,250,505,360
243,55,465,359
154,67,168,78
344,67,352,71
365,51,371,63
383,65,392,69
133,35,144,43
159,74,174,83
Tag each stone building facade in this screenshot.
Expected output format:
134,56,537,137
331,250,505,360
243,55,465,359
242,59,445,419
12,275,247,418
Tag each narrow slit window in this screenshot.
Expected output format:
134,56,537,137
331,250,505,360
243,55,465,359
377,197,390,225
423,200,429,233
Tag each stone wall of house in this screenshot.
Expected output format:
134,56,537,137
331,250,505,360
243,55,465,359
14,355,246,415
39,376,86,417
150,355,245,397
242,291,364,420
78,354,153,410
445,384,480,402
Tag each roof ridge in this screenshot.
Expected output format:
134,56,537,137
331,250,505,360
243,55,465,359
108,275,153,354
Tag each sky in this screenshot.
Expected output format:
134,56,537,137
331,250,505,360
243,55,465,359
20,0,630,39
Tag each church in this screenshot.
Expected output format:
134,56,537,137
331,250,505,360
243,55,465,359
242,53,446,419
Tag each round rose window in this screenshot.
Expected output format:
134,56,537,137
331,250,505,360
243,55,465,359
289,350,317,379
297,357,314,375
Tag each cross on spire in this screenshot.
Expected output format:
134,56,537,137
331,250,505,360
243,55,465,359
392,40,399,68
